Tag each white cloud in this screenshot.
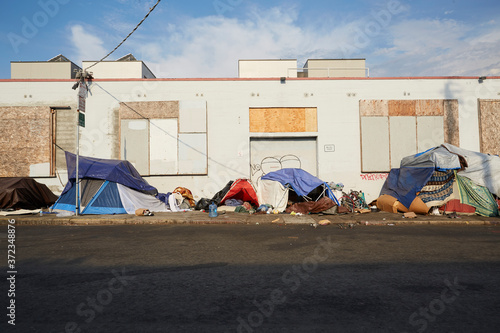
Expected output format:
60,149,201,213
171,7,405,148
66,6,500,78
68,25,107,65
373,19,500,76
129,7,370,78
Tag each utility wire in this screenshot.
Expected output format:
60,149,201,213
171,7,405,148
84,0,161,72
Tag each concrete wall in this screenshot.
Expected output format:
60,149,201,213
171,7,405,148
304,59,367,77
239,60,297,78
82,61,154,79
11,62,77,79
1,76,499,202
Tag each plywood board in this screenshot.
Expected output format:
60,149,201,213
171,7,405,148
389,117,417,169
388,100,416,116
443,99,459,147
359,100,389,116
120,101,179,119
249,108,317,133
0,106,51,177
478,99,500,155
417,116,444,153
360,117,390,172
305,108,318,132
416,100,444,116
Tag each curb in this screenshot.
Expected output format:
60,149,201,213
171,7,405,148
1,212,499,226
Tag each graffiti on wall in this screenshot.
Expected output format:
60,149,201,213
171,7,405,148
251,154,302,178
360,173,389,181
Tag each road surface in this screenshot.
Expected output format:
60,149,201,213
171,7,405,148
2,223,500,332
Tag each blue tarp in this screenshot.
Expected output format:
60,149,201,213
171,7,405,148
64,152,157,195
380,144,469,209
262,168,339,204
380,167,435,209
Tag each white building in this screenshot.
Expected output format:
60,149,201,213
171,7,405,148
82,54,156,79
1,57,499,203
10,54,81,79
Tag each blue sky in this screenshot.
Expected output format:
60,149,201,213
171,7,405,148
1,0,499,79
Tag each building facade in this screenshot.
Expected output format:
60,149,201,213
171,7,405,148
1,57,499,202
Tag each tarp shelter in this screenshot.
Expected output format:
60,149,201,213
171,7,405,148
51,152,170,214
261,168,339,206
0,177,58,210
378,144,500,216
219,179,259,207
256,178,289,212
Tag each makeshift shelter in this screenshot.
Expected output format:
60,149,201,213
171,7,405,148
255,178,289,212
262,169,339,203
219,179,259,207
259,168,339,213
0,177,58,210
376,144,499,217
52,152,170,214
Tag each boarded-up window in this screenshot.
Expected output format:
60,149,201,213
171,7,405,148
359,100,459,172
55,107,76,170
121,119,149,174
120,100,207,175
249,108,317,132
478,100,500,155
390,117,417,169
0,106,54,177
360,117,390,172
150,119,178,175
178,133,207,174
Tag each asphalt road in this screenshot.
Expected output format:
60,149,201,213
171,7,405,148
2,223,500,332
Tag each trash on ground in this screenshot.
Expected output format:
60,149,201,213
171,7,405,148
403,212,417,219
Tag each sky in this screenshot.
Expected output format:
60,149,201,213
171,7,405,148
1,0,500,79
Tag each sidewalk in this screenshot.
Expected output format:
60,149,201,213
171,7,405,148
1,210,499,226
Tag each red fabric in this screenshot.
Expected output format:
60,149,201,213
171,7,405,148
220,179,259,207
439,199,476,214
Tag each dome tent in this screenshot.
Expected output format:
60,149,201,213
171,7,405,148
51,152,169,214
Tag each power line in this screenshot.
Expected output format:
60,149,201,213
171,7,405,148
84,0,161,72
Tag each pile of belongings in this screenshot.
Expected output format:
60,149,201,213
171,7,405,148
197,168,341,215
51,152,189,215
374,143,500,217
195,179,260,213
0,177,58,211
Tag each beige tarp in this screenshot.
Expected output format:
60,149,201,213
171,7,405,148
256,178,289,212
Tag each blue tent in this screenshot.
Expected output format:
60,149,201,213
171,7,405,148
262,168,339,205
64,151,157,195
52,152,169,214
